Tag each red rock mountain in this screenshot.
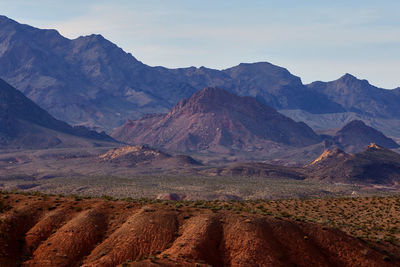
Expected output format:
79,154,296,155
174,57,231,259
112,88,321,153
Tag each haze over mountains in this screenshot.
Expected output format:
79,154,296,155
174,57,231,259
1,15,400,137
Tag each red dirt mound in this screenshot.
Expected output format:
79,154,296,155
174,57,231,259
23,206,108,267
164,213,222,266
0,193,398,267
82,207,178,267
25,207,75,251
0,202,47,266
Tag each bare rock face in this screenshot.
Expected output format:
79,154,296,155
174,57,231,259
112,87,322,153
307,147,351,167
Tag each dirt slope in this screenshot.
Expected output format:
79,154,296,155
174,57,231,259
0,193,398,267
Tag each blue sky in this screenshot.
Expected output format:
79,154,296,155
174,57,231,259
1,0,400,88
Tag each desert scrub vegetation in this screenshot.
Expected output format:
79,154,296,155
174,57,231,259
0,190,399,250
240,196,400,247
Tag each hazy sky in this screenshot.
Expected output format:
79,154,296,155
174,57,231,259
1,0,400,88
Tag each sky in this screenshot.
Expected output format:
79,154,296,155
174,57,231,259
1,0,400,88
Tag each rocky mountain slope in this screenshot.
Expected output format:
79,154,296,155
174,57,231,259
332,120,399,153
284,74,400,137
306,143,400,185
112,87,322,153
0,193,397,267
307,73,400,118
0,79,114,148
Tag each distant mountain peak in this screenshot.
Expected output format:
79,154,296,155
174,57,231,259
334,120,399,153
77,33,106,42
337,73,370,85
0,15,15,23
170,87,267,116
340,119,366,129
341,73,357,79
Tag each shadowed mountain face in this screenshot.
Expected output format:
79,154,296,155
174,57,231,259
0,79,114,148
307,74,400,118
332,120,399,153
307,144,400,185
112,87,322,153
282,75,400,137
0,16,343,131
222,63,345,113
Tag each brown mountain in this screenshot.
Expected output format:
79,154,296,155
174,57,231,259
112,87,322,153
333,120,399,153
0,79,115,148
306,143,400,185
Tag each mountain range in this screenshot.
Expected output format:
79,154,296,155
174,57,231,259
1,15,400,137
